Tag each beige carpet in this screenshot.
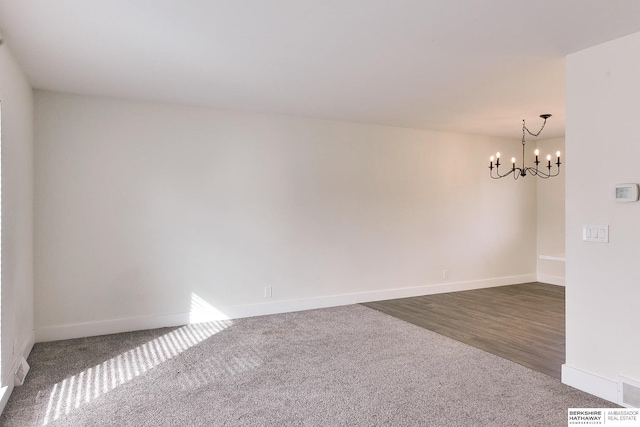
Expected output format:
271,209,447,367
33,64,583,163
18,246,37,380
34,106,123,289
1,304,611,426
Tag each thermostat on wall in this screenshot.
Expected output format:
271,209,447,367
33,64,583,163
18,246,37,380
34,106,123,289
615,183,639,202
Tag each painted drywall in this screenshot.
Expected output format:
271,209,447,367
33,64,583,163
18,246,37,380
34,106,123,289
564,31,640,400
536,137,566,285
0,44,35,399
34,91,537,338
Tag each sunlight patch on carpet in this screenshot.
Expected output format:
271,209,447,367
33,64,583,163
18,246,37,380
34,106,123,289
42,311,232,425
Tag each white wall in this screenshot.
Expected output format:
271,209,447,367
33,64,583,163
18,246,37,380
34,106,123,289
34,91,538,340
563,31,640,403
0,44,35,407
536,137,566,285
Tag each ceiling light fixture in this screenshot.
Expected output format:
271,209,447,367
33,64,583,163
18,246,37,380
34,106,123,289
489,114,561,180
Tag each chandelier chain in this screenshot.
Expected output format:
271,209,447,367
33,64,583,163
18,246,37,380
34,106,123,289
522,117,547,145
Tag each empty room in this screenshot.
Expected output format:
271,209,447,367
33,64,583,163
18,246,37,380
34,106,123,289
1,1,639,425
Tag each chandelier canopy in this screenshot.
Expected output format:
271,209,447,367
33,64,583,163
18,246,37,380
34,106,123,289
489,114,561,180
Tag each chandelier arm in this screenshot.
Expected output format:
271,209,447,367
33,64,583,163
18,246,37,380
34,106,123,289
547,167,561,178
490,163,523,179
540,168,553,178
490,168,514,179
525,165,562,179
529,168,550,179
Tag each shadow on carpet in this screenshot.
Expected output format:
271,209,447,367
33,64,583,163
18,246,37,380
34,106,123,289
1,305,611,426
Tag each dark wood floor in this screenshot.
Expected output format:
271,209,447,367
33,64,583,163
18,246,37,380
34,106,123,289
362,282,565,379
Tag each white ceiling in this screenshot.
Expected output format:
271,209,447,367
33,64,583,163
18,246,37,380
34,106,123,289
2,1,640,138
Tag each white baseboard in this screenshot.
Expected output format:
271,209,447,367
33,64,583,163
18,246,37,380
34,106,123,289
357,274,537,303
35,312,194,342
35,274,536,342
537,274,566,286
0,385,11,417
1,332,35,415
562,364,618,405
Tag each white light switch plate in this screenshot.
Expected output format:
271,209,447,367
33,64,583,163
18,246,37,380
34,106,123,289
583,224,609,243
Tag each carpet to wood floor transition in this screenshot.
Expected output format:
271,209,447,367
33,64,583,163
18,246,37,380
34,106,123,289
2,303,610,427
362,282,565,379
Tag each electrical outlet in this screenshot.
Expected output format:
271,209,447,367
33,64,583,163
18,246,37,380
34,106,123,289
264,286,272,298
443,270,449,280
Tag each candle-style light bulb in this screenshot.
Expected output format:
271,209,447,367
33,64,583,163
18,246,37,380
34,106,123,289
496,152,501,158
490,155,494,161
534,149,540,156
546,154,551,161
547,154,552,168
556,151,561,157
511,157,516,163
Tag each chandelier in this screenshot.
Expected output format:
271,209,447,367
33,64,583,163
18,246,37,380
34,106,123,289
489,114,561,179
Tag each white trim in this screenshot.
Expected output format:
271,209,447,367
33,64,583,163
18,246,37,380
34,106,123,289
0,385,11,417
360,274,537,303
35,274,537,342
1,332,35,415
11,333,35,376
35,312,193,343
562,364,618,404
538,255,566,262
537,274,566,286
